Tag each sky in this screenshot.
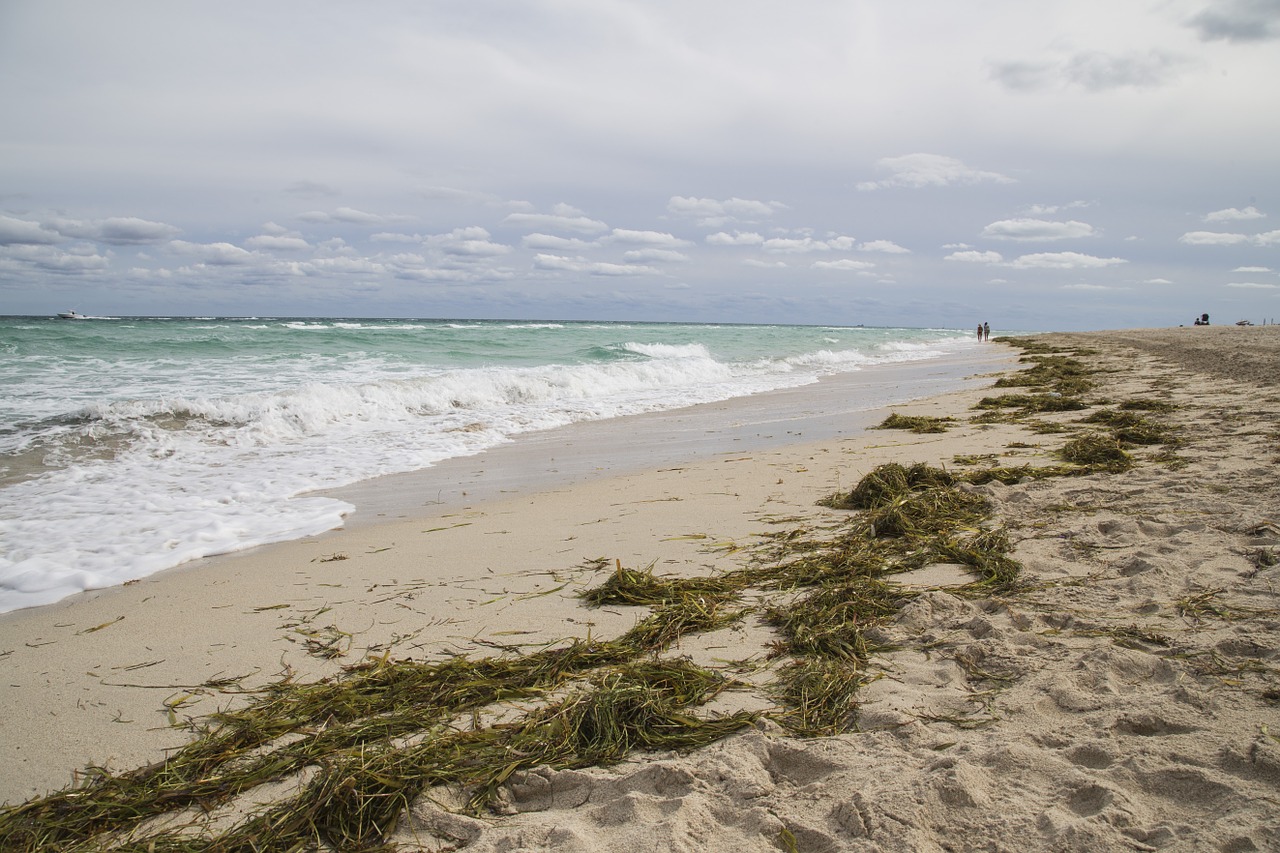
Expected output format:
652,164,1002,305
2,0,1278,330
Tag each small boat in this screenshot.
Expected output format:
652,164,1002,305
1236,320,1254,326
56,310,87,320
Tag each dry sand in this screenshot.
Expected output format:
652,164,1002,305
2,327,1278,852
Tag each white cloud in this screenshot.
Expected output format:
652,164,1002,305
532,253,657,276
47,216,180,245
608,229,692,247
1233,266,1273,273
981,218,1096,241
0,215,65,245
1025,201,1092,215
812,259,875,271
521,233,595,251
762,235,857,254
859,240,910,254
744,259,787,268
857,153,1014,191
706,231,764,246
1225,281,1279,289
1145,278,1173,284
297,207,401,225
1179,231,1249,246
1204,206,1266,222
386,253,427,268
168,240,257,265
622,248,690,263
503,212,609,234
445,239,511,257
666,196,785,226
370,232,425,243
1063,283,1115,291
1007,252,1127,269
245,234,311,251
763,237,826,254
394,266,488,283
299,256,386,275
3,244,110,273
1178,228,1280,247
426,226,511,257
945,250,1003,263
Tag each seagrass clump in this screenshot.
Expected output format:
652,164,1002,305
821,462,956,511
860,487,990,539
961,464,1076,485
770,658,864,736
994,354,1094,396
744,535,888,591
580,559,740,606
1082,409,1178,446
618,595,745,651
927,530,1022,592
974,393,1089,414
764,578,904,661
874,412,956,434
1059,432,1135,473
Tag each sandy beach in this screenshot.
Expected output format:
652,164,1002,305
2,326,1278,852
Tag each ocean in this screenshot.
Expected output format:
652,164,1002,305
0,315,980,613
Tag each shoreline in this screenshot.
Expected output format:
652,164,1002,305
0,345,1019,804
317,344,1016,528
2,327,1278,852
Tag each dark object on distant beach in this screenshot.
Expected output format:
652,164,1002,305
1193,312,1210,326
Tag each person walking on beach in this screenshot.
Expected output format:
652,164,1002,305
977,323,984,342
983,322,990,341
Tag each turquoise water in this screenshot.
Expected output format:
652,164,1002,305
0,315,974,611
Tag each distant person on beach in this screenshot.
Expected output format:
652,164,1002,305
983,322,990,341
977,323,983,341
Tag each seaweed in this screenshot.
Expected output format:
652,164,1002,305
1058,433,1135,473
764,579,904,661
874,413,956,434
994,353,1095,396
820,462,956,511
770,659,864,736
974,393,1089,414
579,559,739,607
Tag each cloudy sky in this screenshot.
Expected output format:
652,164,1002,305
2,1,1278,329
